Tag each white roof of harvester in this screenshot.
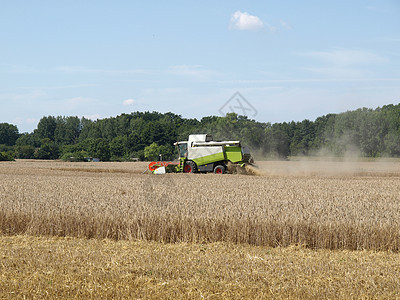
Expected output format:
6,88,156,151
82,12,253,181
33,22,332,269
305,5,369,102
191,140,240,146
189,135,240,146
174,134,241,146
188,134,212,142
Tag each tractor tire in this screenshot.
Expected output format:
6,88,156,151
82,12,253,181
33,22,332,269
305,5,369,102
183,161,197,173
213,165,225,174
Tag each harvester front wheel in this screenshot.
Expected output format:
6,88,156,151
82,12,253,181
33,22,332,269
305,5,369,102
183,161,197,173
213,165,225,174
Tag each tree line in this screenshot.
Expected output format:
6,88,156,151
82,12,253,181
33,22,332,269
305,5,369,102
1,103,400,161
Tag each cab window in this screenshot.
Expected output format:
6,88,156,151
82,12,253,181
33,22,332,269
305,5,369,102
178,143,188,158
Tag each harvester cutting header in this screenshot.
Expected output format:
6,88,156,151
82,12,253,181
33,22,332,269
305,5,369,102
148,134,254,174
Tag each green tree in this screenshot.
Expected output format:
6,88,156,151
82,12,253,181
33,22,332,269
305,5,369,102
35,116,57,140
60,150,88,162
289,120,315,156
158,144,176,161
144,142,161,161
15,145,35,159
384,132,400,156
110,135,129,159
84,138,110,161
269,123,290,158
16,133,40,147
54,116,82,145
15,104,400,160
0,151,15,161
34,140,59,159
0,123,19,146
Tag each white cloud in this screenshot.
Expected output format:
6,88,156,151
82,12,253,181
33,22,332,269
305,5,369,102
141,87,188,96
26,118,38,124
66,97,95,109
0,90,47,102
299,48,389,80
280,19,292,30
301,49,387,66
230,11,264,30
83,114,101,121
123,99,135,106
57,66,150,75
264,22,277,33
167,65,219,79
12,117,38,128
19,84,98,90
303,67,370,79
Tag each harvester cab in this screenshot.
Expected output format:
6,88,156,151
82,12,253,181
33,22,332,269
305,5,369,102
176,142,188,158
149,134,254,174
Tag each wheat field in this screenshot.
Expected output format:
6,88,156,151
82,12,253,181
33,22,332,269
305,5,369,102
1,235,400,299
1,159,400,251
1,159,400,298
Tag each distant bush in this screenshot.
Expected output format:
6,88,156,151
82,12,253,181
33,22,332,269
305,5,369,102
15,145,35,159
60,151,88,162
0,151,15,161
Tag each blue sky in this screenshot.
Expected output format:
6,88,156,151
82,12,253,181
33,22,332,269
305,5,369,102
1,1,399,133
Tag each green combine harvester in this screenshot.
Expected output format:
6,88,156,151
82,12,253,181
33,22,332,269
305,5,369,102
148,134,254,174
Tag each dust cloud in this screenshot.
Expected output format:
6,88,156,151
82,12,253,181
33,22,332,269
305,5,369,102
253,158,400,177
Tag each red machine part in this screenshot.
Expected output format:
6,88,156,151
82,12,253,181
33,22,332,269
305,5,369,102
148,161,178,172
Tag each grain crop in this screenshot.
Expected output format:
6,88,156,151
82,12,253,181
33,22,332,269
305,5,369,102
1,160,400,251
1,235,400,299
